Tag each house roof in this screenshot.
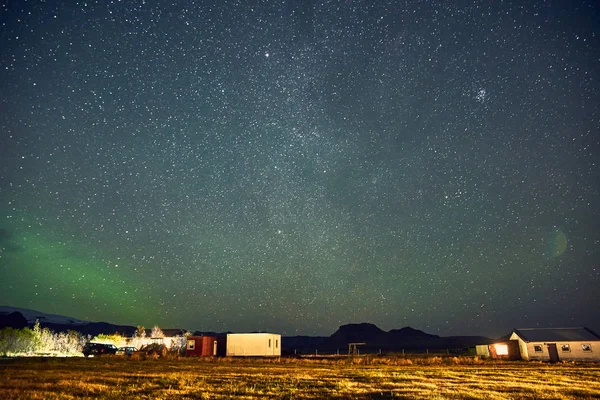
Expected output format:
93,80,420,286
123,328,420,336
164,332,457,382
513,327,600,342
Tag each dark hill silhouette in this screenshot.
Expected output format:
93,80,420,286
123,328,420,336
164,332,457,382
0,309,182,337
329,323,385,342
312,323,492,353
0,311,28,329
34,321,139,337
388,326,440,340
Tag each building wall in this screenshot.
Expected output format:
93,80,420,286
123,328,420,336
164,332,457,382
226,333,281,356
488,341,520,360
186,336,217,357
525,342,548,361
537,341,598,361
476,345,490,357
509,333,532,360
509,333,599,361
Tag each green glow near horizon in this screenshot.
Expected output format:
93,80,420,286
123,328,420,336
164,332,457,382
1,219,162,326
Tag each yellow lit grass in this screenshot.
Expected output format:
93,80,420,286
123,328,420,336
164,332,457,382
0,356,599,399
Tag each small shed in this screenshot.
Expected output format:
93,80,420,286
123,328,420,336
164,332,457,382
226,333,281,357
509,327,600,362
186,336,218,357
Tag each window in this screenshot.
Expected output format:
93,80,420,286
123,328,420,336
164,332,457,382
187,340,195,350
581,344,592,352
269,339,272,348
560,344,571,352
276,339,279,349
533,345,543,353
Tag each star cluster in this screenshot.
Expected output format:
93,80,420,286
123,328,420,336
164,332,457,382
1,0,599,337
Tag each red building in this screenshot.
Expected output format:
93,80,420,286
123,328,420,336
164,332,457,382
185,336,218,357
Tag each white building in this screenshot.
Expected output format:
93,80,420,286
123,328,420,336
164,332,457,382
226,333,281,357
509,327,600,362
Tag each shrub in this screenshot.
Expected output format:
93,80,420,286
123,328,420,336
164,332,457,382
151,326,165,338
0,327,39,355
0,322,86,356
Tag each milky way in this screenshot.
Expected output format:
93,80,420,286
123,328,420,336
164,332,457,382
1,0,599,337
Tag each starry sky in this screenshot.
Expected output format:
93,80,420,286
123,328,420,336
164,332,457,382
1,0,599,338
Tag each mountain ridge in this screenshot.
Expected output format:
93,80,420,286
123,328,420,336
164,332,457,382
0,306,89,325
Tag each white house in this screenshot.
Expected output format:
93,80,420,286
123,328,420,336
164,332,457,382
509,327,600,362
226,333,281,356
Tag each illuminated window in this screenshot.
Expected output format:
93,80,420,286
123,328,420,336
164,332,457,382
533,345,543,353
187,340,195,350
560,344,570,352
581,344,592,352
494,344,509,355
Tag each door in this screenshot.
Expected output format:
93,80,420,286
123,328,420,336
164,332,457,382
547,343,559,362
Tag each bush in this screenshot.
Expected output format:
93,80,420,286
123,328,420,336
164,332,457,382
0,322,86,356
0,327,39,356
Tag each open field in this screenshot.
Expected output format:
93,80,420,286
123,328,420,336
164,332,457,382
0,356,599,399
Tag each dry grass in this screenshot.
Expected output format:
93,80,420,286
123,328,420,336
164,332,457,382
0,355,599,399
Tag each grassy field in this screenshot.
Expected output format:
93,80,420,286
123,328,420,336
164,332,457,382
1,355,599,399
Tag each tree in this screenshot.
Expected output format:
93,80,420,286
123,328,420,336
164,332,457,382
135,326,146,338
32,320,53,353
151,325,164,338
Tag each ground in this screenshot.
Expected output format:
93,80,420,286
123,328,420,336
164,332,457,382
0,355,599,399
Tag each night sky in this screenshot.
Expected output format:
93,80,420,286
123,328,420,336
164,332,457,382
1,0,599,338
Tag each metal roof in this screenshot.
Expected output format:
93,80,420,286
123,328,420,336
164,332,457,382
513,327,600,342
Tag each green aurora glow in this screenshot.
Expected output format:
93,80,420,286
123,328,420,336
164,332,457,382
1,217,161,326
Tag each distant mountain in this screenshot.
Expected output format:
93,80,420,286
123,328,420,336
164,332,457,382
44,321,140,337
0,311,28,329
388,326,440,340
285,323,493,353
329,323,385,343
0,306,144,337
0,306,88,325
